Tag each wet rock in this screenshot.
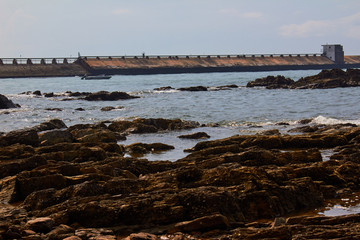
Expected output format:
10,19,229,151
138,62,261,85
178,132,210,139
126,142,175,154
0,129,39,147
25,217,54,233
31,119,67,132
38,129,74,146
0,94,20,109
257,129,281,135
246,75,294,88
45,108,63,111
75,108,85,111
33,90,42,96
288,125,319,133
83,91,139,101
177,86,208,91
44,92,54,97
154,86,174,91
109,118,199,134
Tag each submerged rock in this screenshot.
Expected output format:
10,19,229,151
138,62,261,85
178,132,210,139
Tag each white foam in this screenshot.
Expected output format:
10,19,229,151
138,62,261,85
313,115,360,125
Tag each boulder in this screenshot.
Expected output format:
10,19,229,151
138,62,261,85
25,217,54,233
84,91,139,101
0,129,39,147
0,94,20,109
178,86,208,91
246,75,294,88
38,129,74,146
178,132,210,139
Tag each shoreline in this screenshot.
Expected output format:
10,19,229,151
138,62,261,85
1,117,360,239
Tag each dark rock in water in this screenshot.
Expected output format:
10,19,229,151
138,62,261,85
33,90,42,96
154,86,174,91
45,108,63,111
247,75,294,88
75,108,85,111
101,106,123,111
84,91,139,101
258,129,281,135
178,132,210,139
44,92,54,97
0,94,20,109
68,91,91,97
178,86,208,91
298,118,313,124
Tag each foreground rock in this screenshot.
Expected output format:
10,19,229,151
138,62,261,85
0,120,360,239
0,94,20,109
247,68,360,89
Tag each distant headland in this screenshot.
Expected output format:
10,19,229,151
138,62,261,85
1,44,360,78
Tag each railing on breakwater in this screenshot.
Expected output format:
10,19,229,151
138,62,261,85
0,57,79,65
81,53,323,60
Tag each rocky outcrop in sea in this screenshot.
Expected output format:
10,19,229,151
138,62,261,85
247,68,360,89
0,117,360,239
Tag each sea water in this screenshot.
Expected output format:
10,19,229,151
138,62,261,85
1,70,360,157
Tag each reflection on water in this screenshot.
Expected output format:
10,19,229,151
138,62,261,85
318,192,360,216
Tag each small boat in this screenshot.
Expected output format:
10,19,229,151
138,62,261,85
81,74,112,80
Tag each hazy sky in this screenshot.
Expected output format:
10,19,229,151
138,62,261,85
1,0,360,58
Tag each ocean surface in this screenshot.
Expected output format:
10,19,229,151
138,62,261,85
1,70,360,160
1,69,360,215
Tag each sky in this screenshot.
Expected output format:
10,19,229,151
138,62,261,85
1,0,360,58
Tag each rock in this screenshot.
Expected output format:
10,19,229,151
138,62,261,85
63,237,82,240
45,108,63,111
288,125,319,133
44,92,54,97
126,142,174,154
178,132,210,139
0,129,39,147
177,86,208,91
154,86,174,91
172,214,229,233
109,118,200,134
126,232,158,240
257,129,281,135
75,108,85,111
38,129,74,146
246,75,294,88
25,217,54,233
75,228,115,240
33,90,42,96
46,224,75,240
31,119,67,132
101,106,115,111
84,91,139,101
0,94,20,109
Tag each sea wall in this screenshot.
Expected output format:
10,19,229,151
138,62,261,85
0,63,87,78
1,55,360,78
82,55,360,75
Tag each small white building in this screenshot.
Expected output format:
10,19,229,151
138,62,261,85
322,44,344,64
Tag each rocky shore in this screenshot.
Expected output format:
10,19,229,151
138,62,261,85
0,116,360,239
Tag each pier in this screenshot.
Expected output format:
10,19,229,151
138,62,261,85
1,44,360,78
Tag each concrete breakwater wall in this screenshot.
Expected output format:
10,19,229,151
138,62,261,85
1,54,360,78
81,54,360,75
0,58,86,78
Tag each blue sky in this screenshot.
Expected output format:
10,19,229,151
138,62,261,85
1,0,360,57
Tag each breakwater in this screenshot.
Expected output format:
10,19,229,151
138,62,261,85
1,54,360,78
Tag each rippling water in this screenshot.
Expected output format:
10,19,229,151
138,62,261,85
2,70,360,133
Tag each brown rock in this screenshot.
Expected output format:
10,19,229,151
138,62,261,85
38,129,74,146
178,132,210,139
25,217,54,233
172,214,229,233
0,94,20,109
127,232,158,240
84,91,139,101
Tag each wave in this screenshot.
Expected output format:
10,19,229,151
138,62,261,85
312,115,360,125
